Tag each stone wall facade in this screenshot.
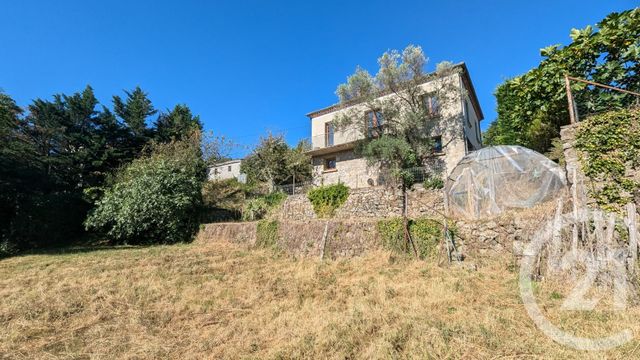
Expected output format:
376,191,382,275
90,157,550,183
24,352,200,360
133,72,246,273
197,200,560,260
197,219,381,259
560,124,589,208
311,149,383,188
454,199,560,258
276,184,445,221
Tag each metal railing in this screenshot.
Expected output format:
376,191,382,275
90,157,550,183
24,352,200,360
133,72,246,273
378,166,444,186
274,166,444,196
275,180,314,195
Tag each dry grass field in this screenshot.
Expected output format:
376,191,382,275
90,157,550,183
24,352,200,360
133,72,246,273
2,240,640,359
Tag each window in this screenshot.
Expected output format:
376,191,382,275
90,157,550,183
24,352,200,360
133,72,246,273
366,110,384,137
432,135,443,153
325,122,334,147
228,166,232,171
324,157,337,171
422,94,439,117
463,100,471,127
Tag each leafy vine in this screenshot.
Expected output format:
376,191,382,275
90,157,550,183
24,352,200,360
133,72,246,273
575,108,640,212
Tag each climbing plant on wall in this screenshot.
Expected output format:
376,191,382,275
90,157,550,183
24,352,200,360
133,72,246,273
377,217,449,259
307,183,349,218
575,108,640,212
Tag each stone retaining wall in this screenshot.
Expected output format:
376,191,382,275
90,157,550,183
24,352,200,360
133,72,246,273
276,185,445,221
560,124,590,208
454,199,561,257
197,200,561,260
196,222,256,246
197,219,381,259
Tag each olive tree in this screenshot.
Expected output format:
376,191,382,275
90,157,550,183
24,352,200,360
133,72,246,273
333,45,461,254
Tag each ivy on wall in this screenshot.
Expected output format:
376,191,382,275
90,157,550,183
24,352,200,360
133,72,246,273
377,218,449,259
242,192,287,221
255,219,279,249
575,108,640,212
307,183,349,218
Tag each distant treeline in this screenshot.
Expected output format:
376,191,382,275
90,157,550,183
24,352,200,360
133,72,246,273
0,85,202,253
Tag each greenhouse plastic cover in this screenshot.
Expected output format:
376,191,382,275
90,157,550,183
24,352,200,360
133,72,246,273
445,145,566,220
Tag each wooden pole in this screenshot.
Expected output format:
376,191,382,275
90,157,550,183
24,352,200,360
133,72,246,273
626,203,637,270
320,221,329,260
565,74,577,124
444,221,452,263
571,168,579,257
549,198,563,273
402,186,418,257
567,76,640,97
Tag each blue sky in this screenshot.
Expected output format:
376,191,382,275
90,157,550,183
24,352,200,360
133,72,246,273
0,0,635,157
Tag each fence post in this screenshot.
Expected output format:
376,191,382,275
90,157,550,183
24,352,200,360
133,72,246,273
565,74,577,124
571,168,579,257
548,198,563,273
626,203,637,271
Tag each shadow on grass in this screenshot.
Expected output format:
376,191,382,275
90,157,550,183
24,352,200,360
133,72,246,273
1,238,193,261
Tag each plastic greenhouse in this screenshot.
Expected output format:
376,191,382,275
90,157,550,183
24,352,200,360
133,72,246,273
445,145,566,220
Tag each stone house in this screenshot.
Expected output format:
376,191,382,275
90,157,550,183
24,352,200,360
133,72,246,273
208,159,246,182
306,62,484,189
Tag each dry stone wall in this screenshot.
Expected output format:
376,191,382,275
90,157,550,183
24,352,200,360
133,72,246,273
199,170,568,261
196,222,256,246
560,124,589,208
454,200,561,258
276,185,445,221
197,219,380,260
197,199,562,261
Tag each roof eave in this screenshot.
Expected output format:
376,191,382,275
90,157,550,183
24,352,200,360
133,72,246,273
306,62,476,119
458,63,484,122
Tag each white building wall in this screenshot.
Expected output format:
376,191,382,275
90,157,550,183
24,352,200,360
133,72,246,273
208,160,243,181
310,73,462,149
309,72,479,187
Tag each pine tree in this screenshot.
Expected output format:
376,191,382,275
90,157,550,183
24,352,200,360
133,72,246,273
1,92,27,246
113,86,157,158
112,86,156,136
154,104,203,142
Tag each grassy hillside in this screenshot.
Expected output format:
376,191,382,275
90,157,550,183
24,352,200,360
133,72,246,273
1,241,639,359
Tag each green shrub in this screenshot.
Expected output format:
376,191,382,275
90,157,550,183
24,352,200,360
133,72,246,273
0,239,16,258
85,138,205,244
377,218,445,259
377,218,405,254
202,178,246,209
410,218,443,259
575,108,640,212
242,191,286,221
307,183,349,218
256,219,279,249
264,191,287,206
423,176,444,190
